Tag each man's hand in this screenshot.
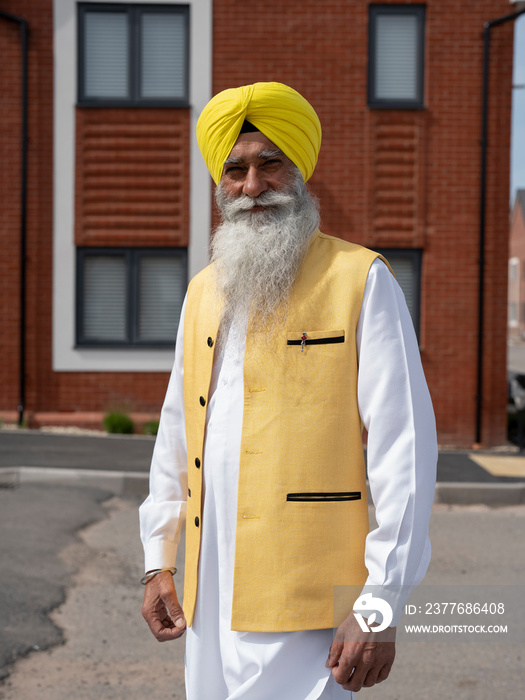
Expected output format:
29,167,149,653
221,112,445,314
141,570,187,642
326,612,396,692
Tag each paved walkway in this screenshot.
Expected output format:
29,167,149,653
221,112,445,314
0,483,522,700
0,429,523,699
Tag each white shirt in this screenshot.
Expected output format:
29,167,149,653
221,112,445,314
139,258,437,700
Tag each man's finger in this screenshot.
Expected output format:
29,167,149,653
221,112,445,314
164,597,186,628
157,577,187,632
325,641,343,668
342,667,368,693
142,601,186,642
142,572,186,642
343,644,395,690
151,618,185,641
330,647,360,686
377,660,393,683
349,664,381,691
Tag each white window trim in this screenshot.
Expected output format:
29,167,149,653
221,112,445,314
509,258,520,328
53,0,212,371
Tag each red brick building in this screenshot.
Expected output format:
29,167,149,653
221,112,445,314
508,190,525,340
0,0,518,446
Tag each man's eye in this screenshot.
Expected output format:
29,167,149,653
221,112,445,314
263,159,281,167
225,166,243,176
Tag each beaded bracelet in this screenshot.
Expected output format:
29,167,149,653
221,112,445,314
140,567,177,585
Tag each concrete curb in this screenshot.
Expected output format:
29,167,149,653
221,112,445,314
433,481,525,506
1,467,525,506
0,467,149,498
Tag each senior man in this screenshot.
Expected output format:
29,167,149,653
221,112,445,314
140,82,437,699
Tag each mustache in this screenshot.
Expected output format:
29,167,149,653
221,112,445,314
217,188,297,216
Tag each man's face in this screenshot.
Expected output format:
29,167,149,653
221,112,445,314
211,131,320,343
220,132,298,207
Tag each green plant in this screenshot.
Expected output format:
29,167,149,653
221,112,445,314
143,420,159,436
103,411,134,435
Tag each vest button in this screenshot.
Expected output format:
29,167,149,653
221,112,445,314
195,516,200,527
207,337,214,347
195,457,201,468
199,396,206,406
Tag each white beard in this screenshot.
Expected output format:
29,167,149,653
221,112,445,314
211,170,320,353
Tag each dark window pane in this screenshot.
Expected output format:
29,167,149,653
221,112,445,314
375,14,418,101
83,256,127,340
140,12,186,99
84,12,129,99
138,255,185,342
388,256,415,322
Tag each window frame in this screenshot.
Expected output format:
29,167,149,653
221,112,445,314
375,248,422,340
77,3,190,108
76,247,188,348
368,4,426,110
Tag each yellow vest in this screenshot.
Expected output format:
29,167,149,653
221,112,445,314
183,231,390,631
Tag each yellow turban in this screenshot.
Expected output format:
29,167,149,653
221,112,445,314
196,82,322,184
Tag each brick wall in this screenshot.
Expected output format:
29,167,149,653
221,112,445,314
0,1,55,417
0,2,186,424
0,11,23,412
212,0,513,446
0,0,514,445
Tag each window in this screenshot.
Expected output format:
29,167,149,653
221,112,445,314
509,302,518,326
368,5,425,109
76,248,187,347
509,258,518,282
78,4,189,107
376,249,422,339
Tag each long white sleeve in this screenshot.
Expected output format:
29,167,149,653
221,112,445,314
139,299,188,572
357,259,437,624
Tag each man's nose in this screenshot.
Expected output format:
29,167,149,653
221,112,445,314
242,166,268,198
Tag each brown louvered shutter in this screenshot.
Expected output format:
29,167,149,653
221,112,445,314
75,108,190,248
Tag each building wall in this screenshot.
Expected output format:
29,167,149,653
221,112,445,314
211,0,513,446
509,195,525,340
0,0,212,425
0,0,55,418
0,0,515,445
0,10,22,413
51,0,212,380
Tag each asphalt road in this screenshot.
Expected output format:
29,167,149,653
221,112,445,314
0,482,523,700
0,431,155,471
1,429,524,483
0,485,111,674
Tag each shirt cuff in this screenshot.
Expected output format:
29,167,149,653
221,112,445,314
143,536,181,573
356,583,416,627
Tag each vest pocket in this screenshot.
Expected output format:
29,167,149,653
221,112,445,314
286,491,361,502
286,329,345,346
